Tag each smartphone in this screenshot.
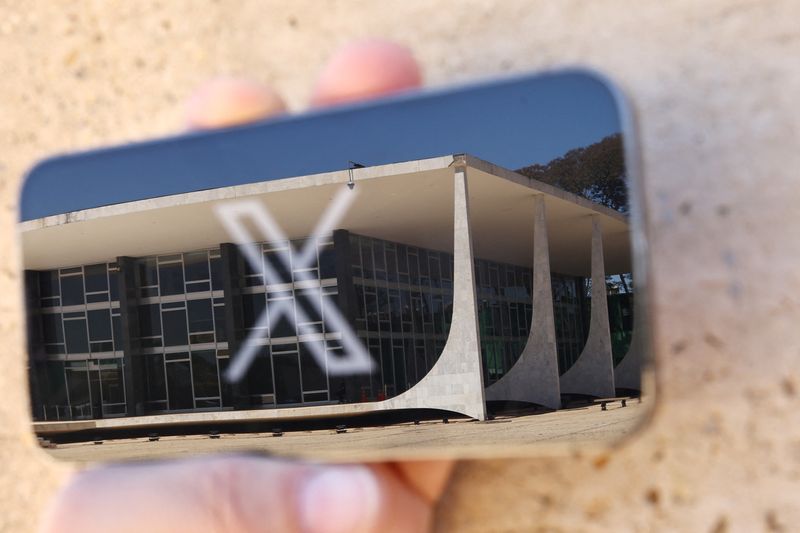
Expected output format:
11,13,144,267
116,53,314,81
20,69,652,462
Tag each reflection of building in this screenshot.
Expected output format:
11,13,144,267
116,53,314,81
22,154,639,433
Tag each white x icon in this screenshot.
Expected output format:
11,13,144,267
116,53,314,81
214,186,376,384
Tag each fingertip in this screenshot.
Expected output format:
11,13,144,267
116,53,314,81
300,466,381,533
184,77,287,130
310,39,422,107
300,464,432,533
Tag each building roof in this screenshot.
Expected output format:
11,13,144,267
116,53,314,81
19,154,631,276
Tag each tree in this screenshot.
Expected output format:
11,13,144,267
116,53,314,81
516,133,628,213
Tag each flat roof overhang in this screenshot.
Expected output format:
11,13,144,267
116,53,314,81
19,154,631,276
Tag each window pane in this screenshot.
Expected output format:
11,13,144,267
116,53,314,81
138,304,161,337
45,361,68,407
100,358,125,405
65,362,90,418
242,293,266,330
108,270,119,301
159,263,184,296
87,309,112,341
273,353,301,404
162,309,188,346
319,244,336,279
264,251,292,284
166,361,193,410
112,315,123,351
187,299,213,333
210,256,224,291
84,264,108,293
64,319,89,354
300,342,327,391
214,305,227,342
42,313,63,344
184,252,210,282
218,356,233,406
191,350,219,398
61,275,85,306
246,346,273,395
296,290,322,325
144,354,166,402
268,297,295,338
39,271,60,298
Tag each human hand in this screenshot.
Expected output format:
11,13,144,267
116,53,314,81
39,39,453,533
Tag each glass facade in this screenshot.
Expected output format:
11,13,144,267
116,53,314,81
31,263,126,420
27,231,609,421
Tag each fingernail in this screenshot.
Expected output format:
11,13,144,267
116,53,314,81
300,466,381,533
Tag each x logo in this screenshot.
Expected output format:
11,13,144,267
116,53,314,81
214,186,376,384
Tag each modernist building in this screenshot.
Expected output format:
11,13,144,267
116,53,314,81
22,154,639,429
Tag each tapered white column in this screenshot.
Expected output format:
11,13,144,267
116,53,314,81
382,160,487,420
560,216,616,398
485,195,561,409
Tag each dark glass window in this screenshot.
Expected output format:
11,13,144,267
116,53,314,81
108,270,119,301
144,353,166,402
100,358,125,405
183,252,209,282
268,297,295,338
84,264,108,293
299,342,327,391
291,239,317,271
210,256,224,291
42,313,63,344
264,250,292,284
166,361,193,410
296,290,322,325
319,244,336,279
242,293,266,330
191,350,219,398
138,304,162,337
112,314,123,351
162,309,188,346
64,319,89,354
87,309,112,341
159,263,184,296
187,299,213,333
45,361,68,406
247,346,273,395
39,271,60,298
273,353,301,404
213,305,227,342
65,362,90,417
61,275,85,306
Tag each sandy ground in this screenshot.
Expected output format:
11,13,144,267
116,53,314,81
44,399,647,464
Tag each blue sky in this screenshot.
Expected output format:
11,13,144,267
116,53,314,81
22,71,622,220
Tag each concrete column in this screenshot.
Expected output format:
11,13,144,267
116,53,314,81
485,195,561,409
613,287,644,392
559,216,616,398
381,160,487,420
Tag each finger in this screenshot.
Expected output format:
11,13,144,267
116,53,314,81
310,39,422,107
184,77,287,130
390,460,456,504
39,456,431,533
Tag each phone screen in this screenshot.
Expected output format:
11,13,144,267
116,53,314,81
20,70,651,462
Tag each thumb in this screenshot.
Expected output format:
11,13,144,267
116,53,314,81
39,455,432,533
